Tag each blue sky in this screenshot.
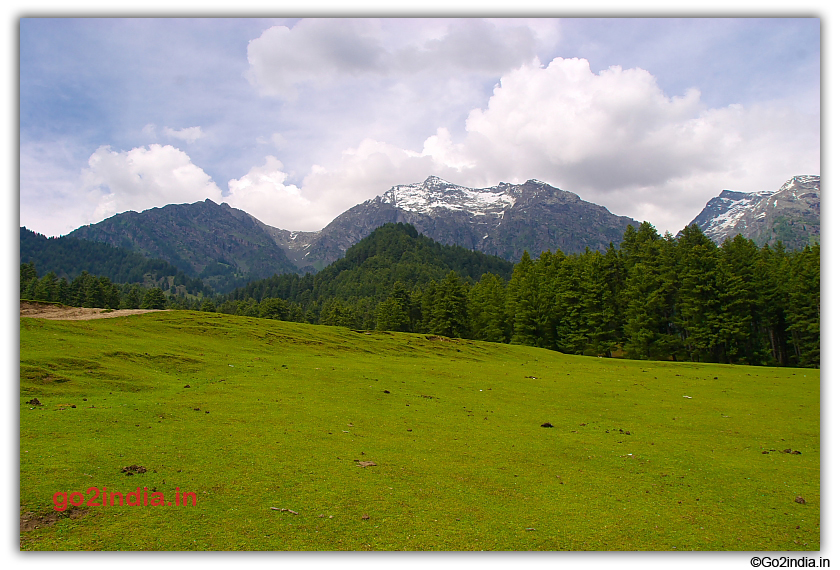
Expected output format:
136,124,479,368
19,16,820,237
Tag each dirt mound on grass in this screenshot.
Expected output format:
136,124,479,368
20,301,167,321
20,508,88,532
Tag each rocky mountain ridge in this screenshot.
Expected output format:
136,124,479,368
69,199,300,292
688,175,820,248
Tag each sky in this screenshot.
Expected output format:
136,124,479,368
19,17,820,238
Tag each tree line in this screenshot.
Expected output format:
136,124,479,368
20,221,819,368
20,264,168,310
20,227,212,296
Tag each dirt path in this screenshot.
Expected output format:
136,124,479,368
20,301,167,321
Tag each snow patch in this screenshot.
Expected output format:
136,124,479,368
381,177,517,216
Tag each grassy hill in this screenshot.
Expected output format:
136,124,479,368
20,311,819,550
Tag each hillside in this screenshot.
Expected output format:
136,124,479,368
20,227,210,296
68,199,300,293
220,223,515,333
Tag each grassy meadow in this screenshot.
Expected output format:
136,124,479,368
19,311,820,550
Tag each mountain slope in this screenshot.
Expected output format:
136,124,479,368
280,176,639,270
689,175,820,248
227,222,515,305
68,199,300,292
20,227,210,296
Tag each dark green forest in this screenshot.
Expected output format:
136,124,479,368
20,227,211,297
20,222,819,368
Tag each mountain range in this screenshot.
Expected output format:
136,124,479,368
52,174,819,293
66,177,639,290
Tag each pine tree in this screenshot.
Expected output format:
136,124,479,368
142,288,167,310
717,235,767,364
555,252,587,354
787,244,820,367
374,282,412,332
508,250,558,348
375,297,410,332
754,242,792,365
428,271,469,338
621,223,680,360
20,262,38,299
467,273,507,343
259,298,290,320
675,225,720,362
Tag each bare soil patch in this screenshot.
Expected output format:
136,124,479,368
20,301,166,321
20,508,88,533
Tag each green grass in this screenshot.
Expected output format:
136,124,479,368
19,311,819,550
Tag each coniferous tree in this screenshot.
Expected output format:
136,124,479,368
142,288,167,310
599,243,627,356
754,242,791,365
259,298,290,320
554,252,588,354
787,244,820,367
508,251,555,347
675,225,721,362
717,235,767,364
375,282,412,332
320,298,355,328
20,263,38,298
621,224,680,360
467,273,508,343
375,297,411,332
428,271,469,338
120,285,143,309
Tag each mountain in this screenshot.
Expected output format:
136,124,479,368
688,175,820,248
68,199,300,293
273,176,639,270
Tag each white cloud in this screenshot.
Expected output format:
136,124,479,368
82,144,223,222
454,57,819,231
20,140,95,237
245,18,546,101
163,126,204,143
286,56,818,235
246,19,387,99
226,156,315,229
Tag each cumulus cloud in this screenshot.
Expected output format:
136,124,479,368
246,19,387,99
20,140,96,237
456,57,818,230
82,144,223,222
225,156,316,228
289,56,818,234
245,18,544,100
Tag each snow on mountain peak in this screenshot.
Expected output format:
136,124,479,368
378,177,517,216
689,175,820,246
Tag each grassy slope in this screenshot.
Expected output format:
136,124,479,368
20,311,819,551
